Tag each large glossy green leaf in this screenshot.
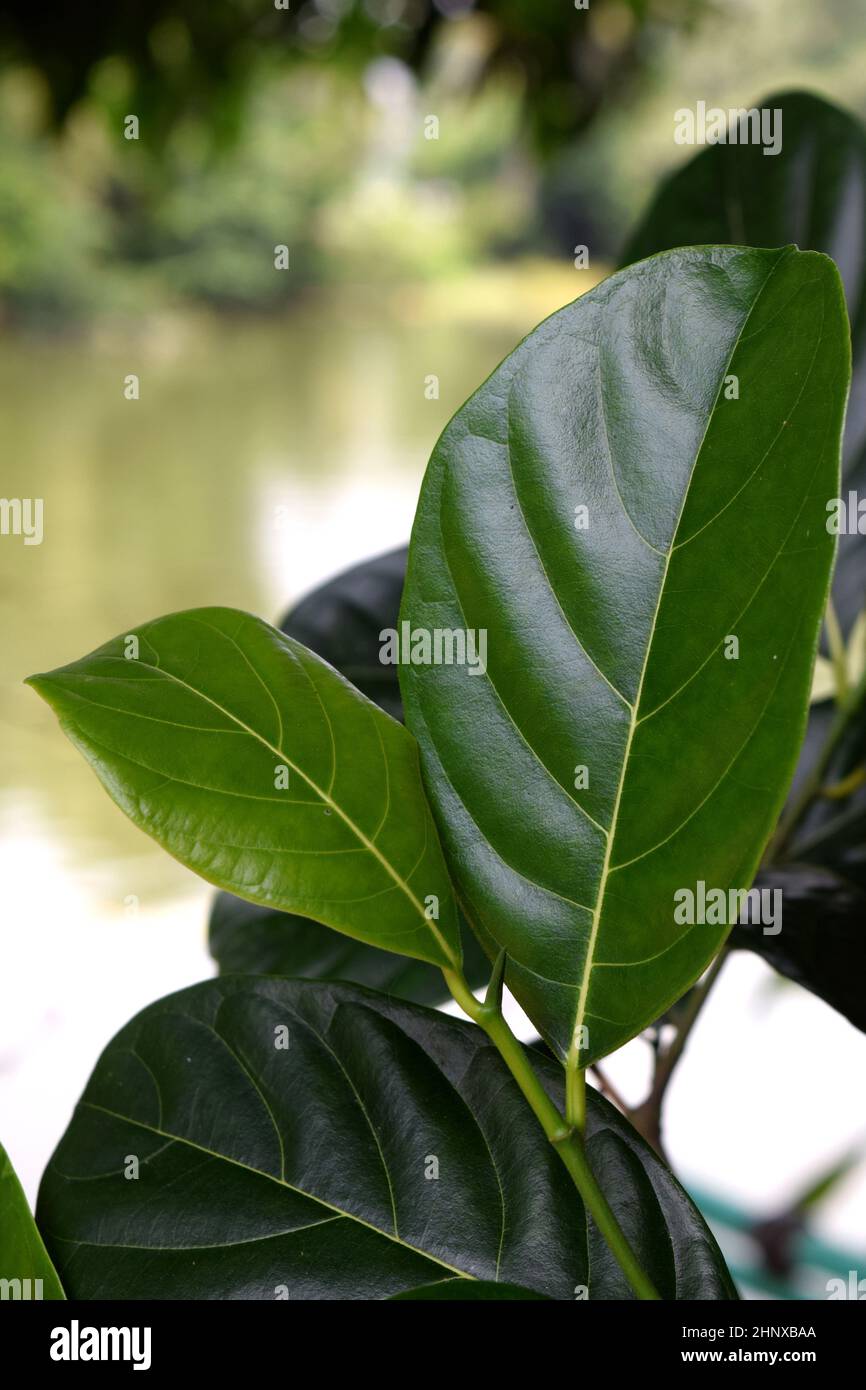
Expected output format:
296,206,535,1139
621,90,866,635
0,1141,64,1300
36,977,736,1300
622,92,866,1032
27,607,460,970
400,245,848,1063
209,892,490,1004
621,92,866,471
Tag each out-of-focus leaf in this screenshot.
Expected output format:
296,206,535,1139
795,1151,861,1213
784,680,866,888
209,892,490,1005
845,610,866,686
622,90,866,637
810,655,837,704
279,547,407,722
28,607,461,970
731,864,866,1030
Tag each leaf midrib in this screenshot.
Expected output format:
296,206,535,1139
53,639,458,968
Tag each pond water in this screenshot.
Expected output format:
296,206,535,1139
0,276,580,1195
0,291,548,911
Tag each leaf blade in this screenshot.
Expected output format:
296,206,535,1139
621,89,866,636
400,246,849,1061
36,978,736,1300
208,892,491,1004
389,1279,550,1299
206,550,494,1005
0,1140,65,1300
27,607,460,969
732,863,866,1031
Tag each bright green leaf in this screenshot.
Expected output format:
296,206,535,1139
27,607,461,970
205,548,492,1006
0,1140,64,1300
401,245,849,1063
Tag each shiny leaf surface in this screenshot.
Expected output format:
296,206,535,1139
401,245,848,1062
622,90,866,634
28,608,460,970
36,978,736,1300
390,1279,549,1299
206,549,482,1006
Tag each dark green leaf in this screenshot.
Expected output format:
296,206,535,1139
621,90,866,635
0,1140,64,1300
27,607,461,970
209,892,490,1005
731,863,866,1031
400,245,848,1063
36,977,736,1300
279,546,408,722
747,663,866,1024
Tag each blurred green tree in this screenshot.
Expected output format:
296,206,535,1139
0,0,711,154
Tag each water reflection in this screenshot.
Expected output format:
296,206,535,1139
2,288,575,903
0,274,586,1197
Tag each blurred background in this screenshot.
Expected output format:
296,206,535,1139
2,0,866,1298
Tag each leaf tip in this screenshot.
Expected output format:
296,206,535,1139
24,671,65,718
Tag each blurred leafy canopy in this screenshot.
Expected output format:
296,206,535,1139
0,0,711,153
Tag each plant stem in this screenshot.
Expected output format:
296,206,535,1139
443,966,660,1301
566,1061,586,1132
